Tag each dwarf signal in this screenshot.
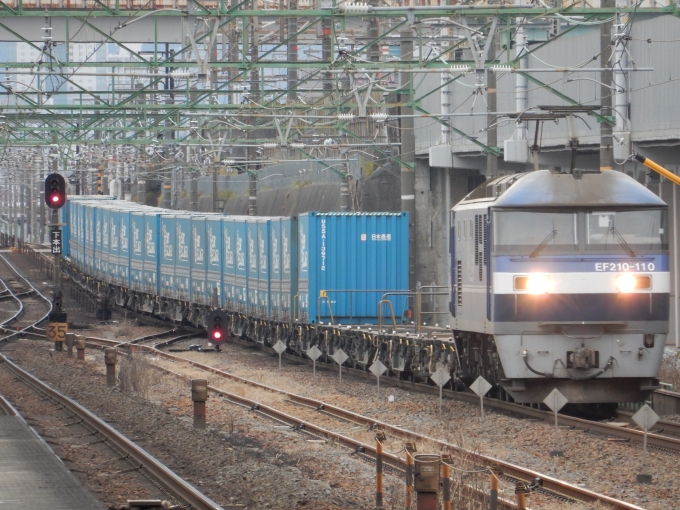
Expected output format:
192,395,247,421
206,309,229,344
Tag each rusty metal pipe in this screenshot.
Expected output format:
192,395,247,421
442,462,451,510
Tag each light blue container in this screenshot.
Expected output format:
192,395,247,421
297,212,409,324
246,220,259,313
118,209,132,288
280,217,298,321
160,214,176,299
130,211,146,292
190,216,208,304
174,215,192,301
206,217,223,307
256,219,272,319
222,216,249,312
100,207,111,281
143,212,161,295
108,208,121,285
270,218,283,319
84,204,97,276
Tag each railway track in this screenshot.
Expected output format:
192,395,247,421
0,353,223,510
0,252,52,342
84,335,646,510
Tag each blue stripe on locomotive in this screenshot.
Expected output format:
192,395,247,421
206,217,223,307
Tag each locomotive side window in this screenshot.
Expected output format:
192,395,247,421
492,211,578,255
586,209,667,253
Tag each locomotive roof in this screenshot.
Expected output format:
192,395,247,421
462,170,666,208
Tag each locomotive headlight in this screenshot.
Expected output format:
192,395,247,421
514,274,551,294
615,273,652,293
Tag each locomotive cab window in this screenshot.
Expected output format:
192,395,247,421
586,209,667,254
493,210,578,255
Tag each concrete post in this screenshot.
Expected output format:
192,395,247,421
76,336,86,360
65,332,75,358
104,348,117,387
191,379,208,429
137,179,146,205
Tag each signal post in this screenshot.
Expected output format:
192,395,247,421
44,174,67,351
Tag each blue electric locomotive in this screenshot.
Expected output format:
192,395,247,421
450,170,668,404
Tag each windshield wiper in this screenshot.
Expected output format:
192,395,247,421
609,226,636,257
530,230,558,258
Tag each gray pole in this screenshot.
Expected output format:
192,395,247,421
400,30,416,295
600,0,615,171
190,174,198,212
287,0,298,104
486,37,498,178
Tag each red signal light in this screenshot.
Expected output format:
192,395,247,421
213,330,222,340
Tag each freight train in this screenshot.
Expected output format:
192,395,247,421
57,168,668,406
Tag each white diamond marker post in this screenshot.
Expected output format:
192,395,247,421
331,349,349,383
369,360,388,396
272,340,287,372
469,376,493,422
632,404,659,484
430,368,451,415
543,389,569,457
306,345,323,378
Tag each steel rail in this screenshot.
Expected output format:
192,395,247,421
83,336,644,509
83,342,519,510
0,354,224,510
0,394,18,416
0,253,53,341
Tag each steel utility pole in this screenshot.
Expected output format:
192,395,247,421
600,0,615,171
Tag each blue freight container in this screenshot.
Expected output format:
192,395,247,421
62,196,117,258
130,211,146,292
297,212,409,324
175,215,192,301
246,220,259,314
280,217,298,321
84,204,96,275
160,214,176,299
222,216,249,312
256,219,272,319
206,216,223,307
143,211,161,295
190,216,208,304
118,209,132,288
270,218,282,319
108,208,121,285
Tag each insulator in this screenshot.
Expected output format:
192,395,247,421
339,3,371,14
170,72,192,79
262,143,278,149
449,65,472,74
222,159,236,165
290,143,305,149
491,65,513,73
370,113,388,121
338,113,355,121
